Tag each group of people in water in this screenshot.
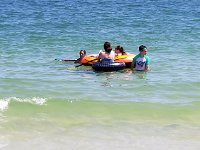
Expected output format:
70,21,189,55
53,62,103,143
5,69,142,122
75,41,150,71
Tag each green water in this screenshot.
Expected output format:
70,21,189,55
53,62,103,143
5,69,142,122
3,100,200,125
1,100,200,149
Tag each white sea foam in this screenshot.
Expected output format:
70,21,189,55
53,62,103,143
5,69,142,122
0,97,47,111
15,97,47,105
31,97,47,105
0,101,9,111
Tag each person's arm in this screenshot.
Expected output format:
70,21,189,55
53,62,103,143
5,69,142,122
110,51,115,60
131,57,136,71
131,63,136,71
145,56,150,71
96,50,103,61
145,64,150,71
74,58,80,64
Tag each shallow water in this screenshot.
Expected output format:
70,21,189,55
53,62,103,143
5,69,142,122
0,0,200,149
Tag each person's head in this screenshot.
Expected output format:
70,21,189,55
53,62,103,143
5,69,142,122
139,45,147,56
115,45,126,55
79,50,86,58
104,42,112,53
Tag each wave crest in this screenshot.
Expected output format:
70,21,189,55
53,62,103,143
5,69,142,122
0,97,47,111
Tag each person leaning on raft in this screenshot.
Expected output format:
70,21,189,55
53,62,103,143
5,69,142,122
115,45,127,56
131,45,150,71
96,41,115,62
74,49,86,63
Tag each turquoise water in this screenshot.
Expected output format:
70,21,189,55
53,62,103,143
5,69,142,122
0,0,200,149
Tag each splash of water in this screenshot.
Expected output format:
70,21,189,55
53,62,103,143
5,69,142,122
0,97,47,111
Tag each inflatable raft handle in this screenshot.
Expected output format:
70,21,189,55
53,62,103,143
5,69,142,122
114,55,128,60
75,58,98,67
75,55,128,68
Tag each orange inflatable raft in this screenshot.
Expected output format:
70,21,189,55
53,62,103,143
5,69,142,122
81,53,135,67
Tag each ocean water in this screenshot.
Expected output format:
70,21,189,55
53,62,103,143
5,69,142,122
0,0,200,149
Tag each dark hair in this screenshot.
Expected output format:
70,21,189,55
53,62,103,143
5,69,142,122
104,42,112,53
139,45,147,52
115,45,126,55
80,50,86,55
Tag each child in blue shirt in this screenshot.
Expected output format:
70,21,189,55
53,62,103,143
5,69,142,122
131,45,150,71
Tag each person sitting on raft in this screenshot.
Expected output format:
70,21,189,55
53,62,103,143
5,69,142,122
96,41,115,62
115,45,127,56
74,50,86,63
